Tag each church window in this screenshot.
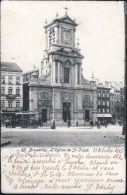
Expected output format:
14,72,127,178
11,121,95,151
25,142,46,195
77,65,80,84
49,31,53,47
64,68,69,83
55,61,58,83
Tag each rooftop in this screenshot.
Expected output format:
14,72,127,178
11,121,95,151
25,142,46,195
1,62,22,72
23,69,39,75
44,12,77,29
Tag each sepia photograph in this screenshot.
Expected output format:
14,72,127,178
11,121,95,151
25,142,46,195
1,1,126,194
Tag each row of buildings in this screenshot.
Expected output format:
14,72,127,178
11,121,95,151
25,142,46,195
1,62,125,125
1,10,125,125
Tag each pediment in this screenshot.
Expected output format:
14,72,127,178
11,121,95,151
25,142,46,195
60,17,76,25
54,15,77,26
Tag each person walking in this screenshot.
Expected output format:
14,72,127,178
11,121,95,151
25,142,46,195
67,120,71,128
51,120,55,129
97,121,101,129
104,120,107,128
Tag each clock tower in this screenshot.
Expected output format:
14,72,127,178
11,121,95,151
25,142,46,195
29,7,97,124
41,8,84,86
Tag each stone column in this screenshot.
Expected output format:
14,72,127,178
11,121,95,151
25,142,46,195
55,25,59,44
59,26,61,44
73,29,76,47
75,65,78,85
53,60,55,83
58,61,60,83
79,64,81,85
29,87,32,111
52,88,55,120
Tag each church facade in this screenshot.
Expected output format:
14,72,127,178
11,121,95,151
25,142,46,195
24,10,98,124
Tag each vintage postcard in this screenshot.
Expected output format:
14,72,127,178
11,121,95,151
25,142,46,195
1,1,126,194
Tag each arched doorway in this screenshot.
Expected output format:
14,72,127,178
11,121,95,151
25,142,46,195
63,102,71,122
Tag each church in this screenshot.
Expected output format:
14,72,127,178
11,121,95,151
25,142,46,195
23,8,98,125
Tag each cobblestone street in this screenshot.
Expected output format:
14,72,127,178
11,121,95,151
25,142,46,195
1,125,125,147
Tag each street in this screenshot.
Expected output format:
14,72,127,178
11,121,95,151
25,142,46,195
1,125,125,147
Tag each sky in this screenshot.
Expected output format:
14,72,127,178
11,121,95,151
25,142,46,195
1,1,125,83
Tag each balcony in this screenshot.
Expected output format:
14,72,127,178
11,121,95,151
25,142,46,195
1,93,5,96
16,94,21,97
2,107,22,112
6,94,16,99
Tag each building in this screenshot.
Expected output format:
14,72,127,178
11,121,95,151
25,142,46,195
1,62,23,119
97,82,112,124
23,69,39,111
23,69,39,83
110,85,125,123
23,10,98,125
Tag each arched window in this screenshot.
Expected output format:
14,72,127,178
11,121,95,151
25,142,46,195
64,68,69,83
77,65,80,85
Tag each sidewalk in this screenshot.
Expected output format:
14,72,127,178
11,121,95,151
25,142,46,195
1,125,123,132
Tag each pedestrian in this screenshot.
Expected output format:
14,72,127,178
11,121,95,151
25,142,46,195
5,118,9,128
105,121,107,128
11,118,15,128
90,120,94,127
67,120,71,128
38,118,42,127
84,121,86,126
76,121,78,126
97,121,101,129
96,120,98,127
51,120,55,129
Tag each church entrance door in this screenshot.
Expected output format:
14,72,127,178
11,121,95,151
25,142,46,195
85,110,90,121
42,109,47,122
63,102,71,122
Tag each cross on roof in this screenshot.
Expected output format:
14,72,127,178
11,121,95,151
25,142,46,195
91,72,95,80
63,6,69,15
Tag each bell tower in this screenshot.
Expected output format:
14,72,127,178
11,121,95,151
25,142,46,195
41,7,84,86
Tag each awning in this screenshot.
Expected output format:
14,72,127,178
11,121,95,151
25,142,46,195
97,114,112,118
15,112,39,115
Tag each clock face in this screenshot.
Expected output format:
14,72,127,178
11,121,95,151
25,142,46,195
61,28,72,45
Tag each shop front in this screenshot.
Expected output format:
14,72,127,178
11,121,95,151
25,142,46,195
97,113,112,124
